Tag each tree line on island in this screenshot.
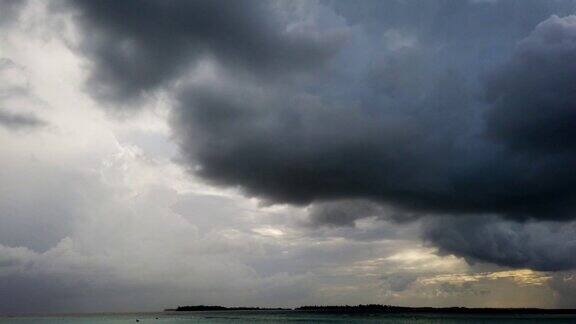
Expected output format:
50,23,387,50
165,304,576,314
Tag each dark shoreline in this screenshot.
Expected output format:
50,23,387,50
166,304,576,315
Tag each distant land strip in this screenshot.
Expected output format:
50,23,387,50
166,304,576,314
165,306,290,312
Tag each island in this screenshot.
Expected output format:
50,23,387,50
165,304,576,314
165,305,290,312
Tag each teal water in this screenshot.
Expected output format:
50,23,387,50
2,311,576,323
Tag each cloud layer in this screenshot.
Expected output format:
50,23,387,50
67,0,343,104
57,0,576,272
423,216,576,271
2,0,576,313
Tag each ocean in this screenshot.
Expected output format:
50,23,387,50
1,311,576,323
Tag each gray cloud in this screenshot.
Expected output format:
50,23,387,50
0,110,45,130
60,0,576,271
422,216,576,271
0,59,46,131
549,273,576,308
435,282,488,297
305,199,421,227
0,0,27,27
170,5,576,224
485,15,576,154
306,200,386,227
64,0,343,105
11,0,576,312
0,156,316,314
380,273,418,293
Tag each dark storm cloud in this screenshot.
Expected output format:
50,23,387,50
307,200,386,227
65,0,344,104
422,216,576,271
171,18,575,221
63,0,576,270
485,15,576,153
170,4,576,223
305,200,421,227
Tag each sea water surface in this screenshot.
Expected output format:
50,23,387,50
2,311,576,323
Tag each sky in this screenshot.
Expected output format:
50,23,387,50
1,0,576,314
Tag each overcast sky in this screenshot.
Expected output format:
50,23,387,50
1,0,576,314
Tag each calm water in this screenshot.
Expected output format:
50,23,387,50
2,311,576,323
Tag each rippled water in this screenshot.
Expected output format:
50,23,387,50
2,311,576,323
